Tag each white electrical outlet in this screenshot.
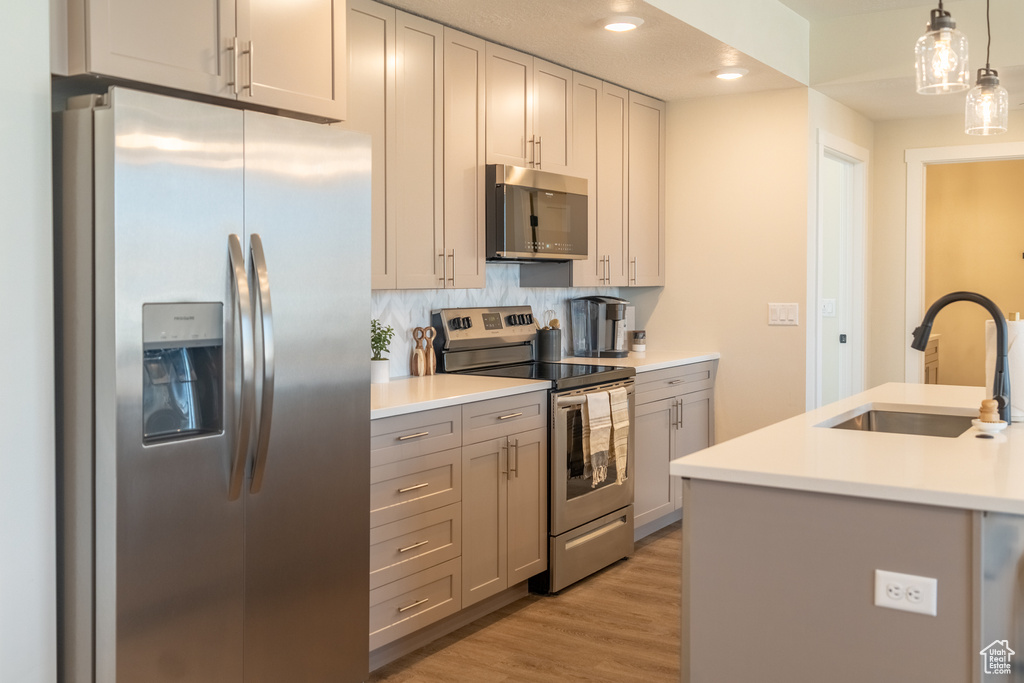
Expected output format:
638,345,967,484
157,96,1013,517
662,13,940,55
874,569,937,616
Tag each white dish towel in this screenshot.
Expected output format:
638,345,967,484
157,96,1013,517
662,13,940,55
608,387,630,484
582,391,611,487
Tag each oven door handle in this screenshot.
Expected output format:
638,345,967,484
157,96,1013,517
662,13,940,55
556,396,587,408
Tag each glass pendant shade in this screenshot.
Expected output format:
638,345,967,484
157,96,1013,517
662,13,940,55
966,69,1008,135
915,10,969,94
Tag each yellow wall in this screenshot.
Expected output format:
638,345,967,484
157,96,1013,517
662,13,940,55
870,111,1024,387
651,87,809,441
925,160,1024,386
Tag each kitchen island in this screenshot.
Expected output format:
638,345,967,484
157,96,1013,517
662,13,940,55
671,383,1024,682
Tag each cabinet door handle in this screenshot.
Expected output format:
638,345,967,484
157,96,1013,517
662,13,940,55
438,251,446,284
398,540,430,553
447,249,456,286
677,401,684,430
670,400,678,429
536,136,542,168
398,431,430,441
510,438,519,478
398,598,430,613
501,441,508,477
630,257,638,285
528,136,536,167
241,41,254,95
227,37,240,95
498,412,523,420
398,482,430,494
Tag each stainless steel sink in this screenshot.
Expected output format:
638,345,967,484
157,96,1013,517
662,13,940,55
830,409,973,438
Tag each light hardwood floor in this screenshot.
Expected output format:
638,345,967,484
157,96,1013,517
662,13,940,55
368,522,681,683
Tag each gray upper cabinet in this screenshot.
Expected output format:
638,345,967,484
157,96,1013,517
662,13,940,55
56,0,346,121
627,91,666,286
235,0,346,120
347,2,485,290
392,12,445,289
442,28,487,289
485,44,572,173
568,74,629,287
343,0,395,288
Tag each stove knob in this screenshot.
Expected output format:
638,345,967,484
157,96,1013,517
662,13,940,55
506,314,517,326
449,317,462,330
462,316,473,329
519,314,529,325
525,313,534,325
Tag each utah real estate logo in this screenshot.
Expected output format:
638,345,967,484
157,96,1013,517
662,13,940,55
980,640,1015,675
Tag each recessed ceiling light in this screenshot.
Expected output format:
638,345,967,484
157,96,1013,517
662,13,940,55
714,67,749,80
604,16,644,32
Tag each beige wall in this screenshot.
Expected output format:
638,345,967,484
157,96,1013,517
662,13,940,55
925,160,1024,387
870,111,1024,387
651,88,809,441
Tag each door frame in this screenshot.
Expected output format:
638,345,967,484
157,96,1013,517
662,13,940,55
904,141,1024,382
808,130,868,409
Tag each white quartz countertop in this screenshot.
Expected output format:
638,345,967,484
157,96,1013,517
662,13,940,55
559,349,719,372
371,374,549,420
670,382,1024,515
371,350,718,419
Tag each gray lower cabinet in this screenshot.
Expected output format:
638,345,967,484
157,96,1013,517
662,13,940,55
369,390,548,651
633,361,717,535
462,427,547,607
461,393,548,607
369,406,463,650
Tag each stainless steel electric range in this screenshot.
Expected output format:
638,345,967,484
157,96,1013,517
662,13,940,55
432,305,636,593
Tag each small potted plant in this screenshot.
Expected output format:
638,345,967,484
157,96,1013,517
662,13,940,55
370,319,395,384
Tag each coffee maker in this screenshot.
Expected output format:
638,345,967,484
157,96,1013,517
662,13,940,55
570,295,631,358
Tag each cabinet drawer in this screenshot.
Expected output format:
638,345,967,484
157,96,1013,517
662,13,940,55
370,503,462,590
371,447,461,527
369,557,462,650
635,360,717,405
462,391,547,445
371,406,462,467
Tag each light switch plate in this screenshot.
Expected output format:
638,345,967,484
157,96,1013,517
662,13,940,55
768,303,799,326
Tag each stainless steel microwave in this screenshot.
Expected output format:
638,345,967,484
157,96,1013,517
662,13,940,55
486,164,588,262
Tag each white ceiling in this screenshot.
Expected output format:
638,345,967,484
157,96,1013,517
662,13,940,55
776,0,936,22
385,0,1020,123
385,0,802,102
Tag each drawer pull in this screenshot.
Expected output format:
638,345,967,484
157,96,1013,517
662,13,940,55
498,412,523,420
398,540,430,553
398,597,430,613
667,379,685,385
398,431,430,441
398,482,430,494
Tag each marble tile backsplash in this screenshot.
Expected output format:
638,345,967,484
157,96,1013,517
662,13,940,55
371,263,622,377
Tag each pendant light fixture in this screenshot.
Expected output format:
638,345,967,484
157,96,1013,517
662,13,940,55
965,0,1008,135
915,1,969,94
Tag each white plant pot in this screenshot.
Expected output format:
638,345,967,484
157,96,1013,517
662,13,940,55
370,359,390,384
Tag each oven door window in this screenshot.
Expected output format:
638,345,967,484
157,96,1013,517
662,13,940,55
562,402,621,499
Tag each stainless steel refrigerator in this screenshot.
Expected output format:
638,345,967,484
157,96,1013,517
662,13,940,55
56,87,371,682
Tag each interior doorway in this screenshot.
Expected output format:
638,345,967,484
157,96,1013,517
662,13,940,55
925,160,1024,387
810,131,867,408
904,142,1024,382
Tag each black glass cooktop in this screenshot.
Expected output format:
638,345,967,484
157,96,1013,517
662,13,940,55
458,362,634,390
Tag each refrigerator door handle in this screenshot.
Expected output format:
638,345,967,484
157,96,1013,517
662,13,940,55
249,233,276,494
228,234,255,501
